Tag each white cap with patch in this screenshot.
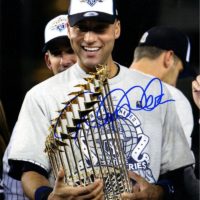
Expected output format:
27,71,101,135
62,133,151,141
68,0,118,26
44,15,68,44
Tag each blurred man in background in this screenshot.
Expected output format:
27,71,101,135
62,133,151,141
130,26,198,200
43,14,77,74
130,26,193,147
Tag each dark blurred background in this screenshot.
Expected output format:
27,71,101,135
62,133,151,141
0,0,199,131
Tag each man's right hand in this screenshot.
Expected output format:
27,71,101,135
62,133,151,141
48,168,104,200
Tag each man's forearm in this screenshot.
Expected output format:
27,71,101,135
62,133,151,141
21,171,51,200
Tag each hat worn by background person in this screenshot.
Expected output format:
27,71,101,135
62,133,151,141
68,0,118,26
43,15,70,53
138,26,191,68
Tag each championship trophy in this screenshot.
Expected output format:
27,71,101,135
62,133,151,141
45,65,132,199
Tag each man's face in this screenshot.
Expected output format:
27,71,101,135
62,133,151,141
67,20,120,72
45,45,77,74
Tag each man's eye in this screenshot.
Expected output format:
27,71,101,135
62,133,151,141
51,50,61,56
75,24,108,33
75,25,88,32
93,27,107,33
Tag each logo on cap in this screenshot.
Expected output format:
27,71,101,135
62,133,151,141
140,32,149,43
56,23,66,32
81,0,104,7
49,17,66,32
83,11,99,17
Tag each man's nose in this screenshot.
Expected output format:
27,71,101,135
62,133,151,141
83,31,97,43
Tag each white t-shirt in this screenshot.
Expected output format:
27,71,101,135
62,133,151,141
4,64,194,197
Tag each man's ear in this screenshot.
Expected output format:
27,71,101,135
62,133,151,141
114,20,121,39
163,50,174,69
66,22,71,39
44,52,52,71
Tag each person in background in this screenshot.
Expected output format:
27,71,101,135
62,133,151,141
192,74,200,109
7,0,194,199
1,14,77,200
130,26,193,148
129,26,198,200
43,14,77,74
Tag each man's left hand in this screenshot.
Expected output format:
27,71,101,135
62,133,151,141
121,171,164,200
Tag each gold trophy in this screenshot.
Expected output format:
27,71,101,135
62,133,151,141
45,65,132,199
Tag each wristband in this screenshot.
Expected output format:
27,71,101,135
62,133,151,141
155,179,175,200
35,186,53,200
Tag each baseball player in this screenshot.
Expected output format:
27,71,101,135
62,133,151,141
7,0,194,200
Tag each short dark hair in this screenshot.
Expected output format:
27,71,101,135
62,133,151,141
134,46,180,64
133,46,165,61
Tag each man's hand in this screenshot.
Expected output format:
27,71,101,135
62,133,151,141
192,75,200,109
121,171,164,200
48,168,104,200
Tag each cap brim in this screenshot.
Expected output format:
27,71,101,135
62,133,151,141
42,36,70,53
68,12,116,26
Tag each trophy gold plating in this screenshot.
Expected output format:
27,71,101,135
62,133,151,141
45,65,132,199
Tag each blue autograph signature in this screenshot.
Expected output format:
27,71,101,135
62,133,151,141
54,77,174,137
93,77,174,126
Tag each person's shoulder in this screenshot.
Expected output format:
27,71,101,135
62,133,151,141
117,65,170,95
164,83,190,103
119,64,143,77
127,66,154,80
124,66,166,85
164,83,193,114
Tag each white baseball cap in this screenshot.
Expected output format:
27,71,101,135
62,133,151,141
68,0,118,27
43,15,69,52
